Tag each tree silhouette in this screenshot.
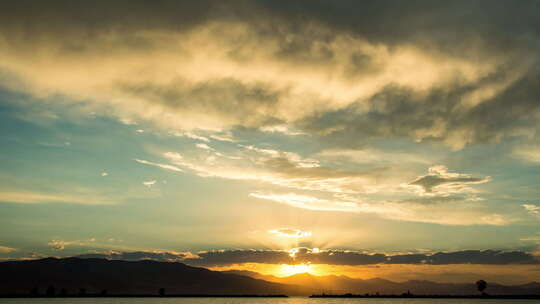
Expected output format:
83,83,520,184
476,280,487,295
100,289,108,296
46,285,56,297
29,287,39,296
60,288,67,296
159,288,165,296
79,288,87,296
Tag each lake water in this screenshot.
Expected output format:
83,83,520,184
0,298,536,304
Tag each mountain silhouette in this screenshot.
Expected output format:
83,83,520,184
0,258,307,295
2,258,539,296
223,270,540,295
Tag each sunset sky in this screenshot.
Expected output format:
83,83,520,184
1,0,540,284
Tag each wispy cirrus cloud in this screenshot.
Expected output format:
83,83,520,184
0,190,114,205
135,145,503,225
268,228,312,238
134,158,183,172
159,146,388,194
513,146,540,163
250,191,510,226
523,204,540,217
195,143,213,150
0,245,16,253
316,148,433,165
143,180,157,187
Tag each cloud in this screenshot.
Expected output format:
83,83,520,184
195,143,213,150
0,245,16,253
182,248,539,266
209,133,236,142
76,250,195,262
65,247,539,266
0,190,113,205
140,146,504,226
46,238,140,252
1,1,538,149
520,235,540,242
48,240,67,251
523,204,540,216
513,146,540,163
143,180,157,187
251,192,359,213
48,238,97,251
268,228,312,238
250,192,510,226
260,124,305,136
171,131,210,142
135,138,512,226
160,146,390,194
134,158,183,172
407,165,491,194
316,148,432,165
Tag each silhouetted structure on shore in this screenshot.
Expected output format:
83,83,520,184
477,279,488,295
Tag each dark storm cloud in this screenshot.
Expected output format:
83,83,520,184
77,249,540,266
117,78,284,128
0,0,222,34
298,77,540,149
2,0,538,62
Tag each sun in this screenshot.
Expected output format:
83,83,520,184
279,264,314,276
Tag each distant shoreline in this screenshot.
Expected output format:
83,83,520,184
2,294,540,299
310,294,540,299
0,294,289,298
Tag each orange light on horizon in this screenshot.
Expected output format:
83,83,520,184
278,264,314,277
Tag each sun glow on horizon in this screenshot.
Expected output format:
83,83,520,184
278,264,315,277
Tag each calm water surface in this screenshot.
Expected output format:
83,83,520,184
0,298,536,304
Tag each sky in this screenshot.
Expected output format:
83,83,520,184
1,0,540,284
